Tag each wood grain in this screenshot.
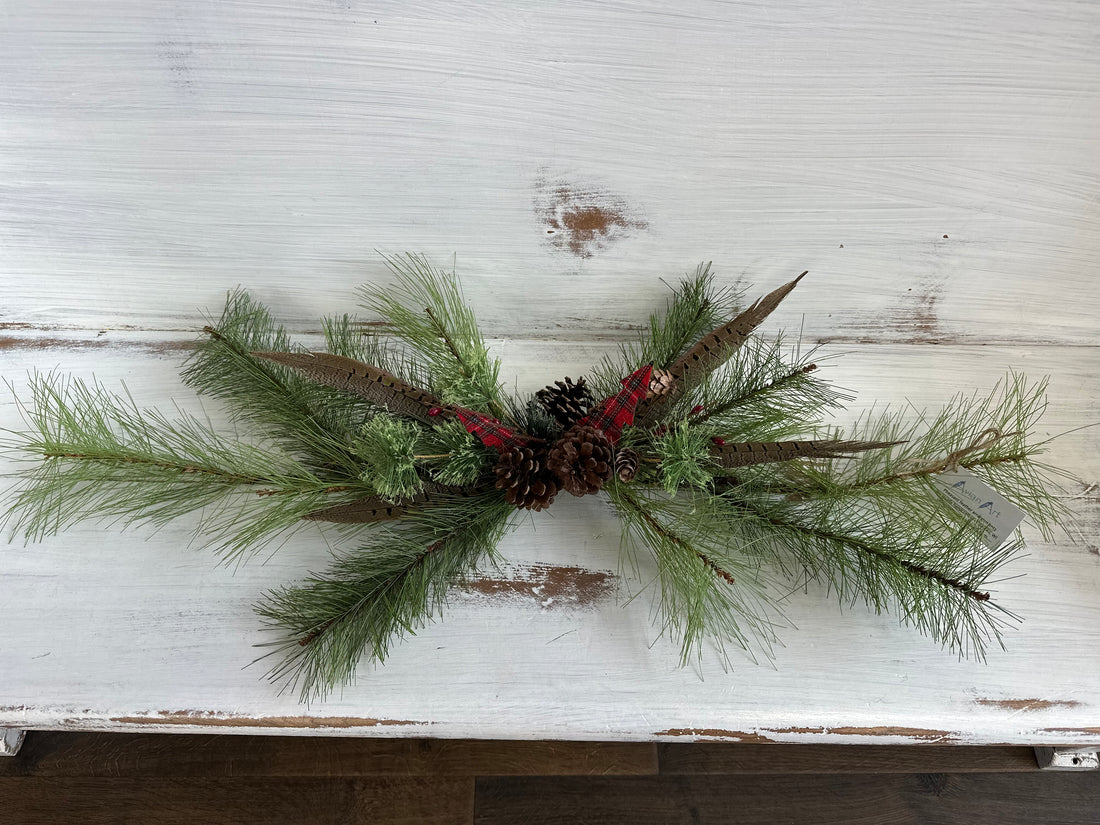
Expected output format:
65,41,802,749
473,774,1100,825
0,733,657,778
1,777,473,825
658,744,1039,774
0,1,1097,345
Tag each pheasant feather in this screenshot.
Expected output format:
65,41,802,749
303,495,413,523
252,350,445,422
636,271,806,421
303,482,483,523
668,271,806,385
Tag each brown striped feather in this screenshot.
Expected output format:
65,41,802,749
301,495,418,523
669,271,807,385
712,438,904,468
251,351,446,421
635,272,806,424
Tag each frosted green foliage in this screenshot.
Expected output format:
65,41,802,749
655,421,717,494
420,420,491,487
353,414,423,501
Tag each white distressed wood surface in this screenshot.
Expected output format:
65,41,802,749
1,0,1098,744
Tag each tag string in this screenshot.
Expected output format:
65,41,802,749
904,427,1022,477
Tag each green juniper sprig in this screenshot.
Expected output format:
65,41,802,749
1,255,1081,702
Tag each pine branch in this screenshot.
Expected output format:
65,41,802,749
605,482,781,665
182,290,368,476
689,363,821,426
255,491,517,701
1,372,369,556
591,263,744,399
359,253,503,412
765,372,1074,541
676,334,847,436
624,490,737,586
712,491,1019,658
725,496,993,602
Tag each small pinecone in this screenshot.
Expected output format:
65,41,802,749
493,446,558,511
536,377,594,428
647,368,675,399
615,447,639,483
547,425,614,497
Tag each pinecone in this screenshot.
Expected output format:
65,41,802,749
547,425,614,497
646,368,675,399
493,446,558,511
615,447,639,483
536,377,594,428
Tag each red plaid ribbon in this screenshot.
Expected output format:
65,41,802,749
451,406,528,454
578,364,653,444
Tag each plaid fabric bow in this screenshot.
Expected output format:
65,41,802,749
451,406,529,454
578,364,653,444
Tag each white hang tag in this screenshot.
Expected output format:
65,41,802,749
931,467,1027,549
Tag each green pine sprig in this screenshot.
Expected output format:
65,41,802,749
359,253,504,414
255,490,516,701
0,372,369,557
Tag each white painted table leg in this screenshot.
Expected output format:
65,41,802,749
0,728,25,757
1034,747,1100,770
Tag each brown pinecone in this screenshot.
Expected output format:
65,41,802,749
493,446,558,511
536,377,594,428
547,425,614,497
615,447,639,483
646,368,675,399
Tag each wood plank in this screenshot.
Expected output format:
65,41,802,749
0,2,1097,346
0,777,473,825
0,732,656,777
473,774,1100,825
0,335,1097,744
658,744,1039,774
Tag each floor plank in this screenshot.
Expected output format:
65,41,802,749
0,732,657,778
474,774,1100,825
0,777,473,825
658,744,1039,774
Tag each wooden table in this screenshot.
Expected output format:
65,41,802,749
2,0,1098,749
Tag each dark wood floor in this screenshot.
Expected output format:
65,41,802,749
2,732,1098,824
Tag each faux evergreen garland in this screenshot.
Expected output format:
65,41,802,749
1,255,1074,701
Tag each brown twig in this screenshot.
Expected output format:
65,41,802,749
850,428,1024,490
620,489,736,586
727,497,991,602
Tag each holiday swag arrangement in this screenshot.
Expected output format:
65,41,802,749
3,255,1073,701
